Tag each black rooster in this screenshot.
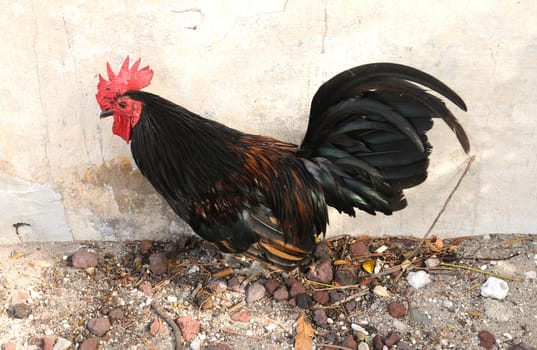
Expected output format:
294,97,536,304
97,57,469,269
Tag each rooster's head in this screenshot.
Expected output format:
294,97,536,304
96,56,153,143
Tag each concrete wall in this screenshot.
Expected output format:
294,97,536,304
1,0,536,243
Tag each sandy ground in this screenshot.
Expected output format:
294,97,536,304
0,234,535,350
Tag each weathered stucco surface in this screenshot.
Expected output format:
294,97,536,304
1,1,536,243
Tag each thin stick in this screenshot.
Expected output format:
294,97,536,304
439,262,523,282
317,344,355,350
151,302,184,350
409,155,476,261
313,289,368,309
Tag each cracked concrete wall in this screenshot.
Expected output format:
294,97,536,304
1,1,536,243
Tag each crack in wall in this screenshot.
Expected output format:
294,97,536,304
210,0,289,47
171,8,205,30
321,0,328,54
30,0,52,183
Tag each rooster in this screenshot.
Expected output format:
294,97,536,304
97,57,469,270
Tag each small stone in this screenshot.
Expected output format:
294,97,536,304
388,302,406,318
425,257,440,267
230,309,250,322
140,240,153,255
139,282,154,296
345,301,356,312
273,285,289,301
358,342,370,350
313,290,329,304
265,280,280,294
72,250,98,268
149,318,165,336
341,334,357,349
207,279,227,293
265,323,277,332
306,259,333,283
10,292,30,305
396,341,415,350
406,271,431,289
246,282,266,303
190,340,201,350
313,243,334,260
384,331,401,346
480,277,509,299
11,303,32,319
289,282,306,298
108,308,124,321
295,293,310,309
478,330,496,350
87,316,111,336
176,236,195,251
41,337,54,350
53,337,72,350
329,291,345,303
349,241,369,257
2,343,16,350
227,277,244,292
149,253,168,275
284,278,299,287
335,266,358,286
372,334,384,350
176,316,201,342
313,309,328,326
79,336,99,350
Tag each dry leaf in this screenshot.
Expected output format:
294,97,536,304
373,285,392,298
212,267,233,278
10,252,26,260
295,315,314,350
467,310,481,318
362,260,375,273
334,259,349,266
401,259,412,271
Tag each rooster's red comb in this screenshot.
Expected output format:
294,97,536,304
96,56,153,110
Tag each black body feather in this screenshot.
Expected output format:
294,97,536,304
124,63,468,269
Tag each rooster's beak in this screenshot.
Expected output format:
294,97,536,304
100,109,114,118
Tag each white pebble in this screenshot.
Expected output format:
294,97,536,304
188,265,200,274
351,323,369,335
53,337,72,350
265,323,277,332
167,295,178,303
327,318,334,324
407,271,431,289
481,277,509,299
358,342,370,350
503,333,513,340
442,299,454,309
525,271,536,280
190,340,201,350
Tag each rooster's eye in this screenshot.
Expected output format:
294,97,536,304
118,101,127,108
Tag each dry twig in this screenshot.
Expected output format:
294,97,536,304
440,262,523,282
151,301,184,350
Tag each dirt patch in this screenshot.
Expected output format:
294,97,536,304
0,234,535,349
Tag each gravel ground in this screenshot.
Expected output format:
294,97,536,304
0,234,535,350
